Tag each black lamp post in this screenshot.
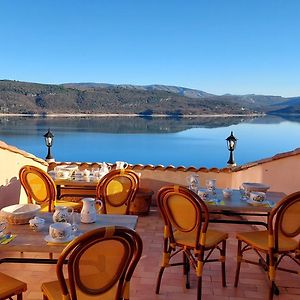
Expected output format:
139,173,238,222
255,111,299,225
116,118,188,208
43,129,55,162
226,131,237,167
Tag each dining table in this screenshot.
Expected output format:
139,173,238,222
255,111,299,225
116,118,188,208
201,188,285,228
54,176,100,199
54,172,285,225
54,175,154,215
0,212,138,265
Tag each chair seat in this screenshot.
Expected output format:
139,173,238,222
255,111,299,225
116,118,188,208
174,229,228,249
0,272,27,298
42,277,117,300
236,230,298,252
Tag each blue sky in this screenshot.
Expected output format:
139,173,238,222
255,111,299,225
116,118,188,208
0,0,299,97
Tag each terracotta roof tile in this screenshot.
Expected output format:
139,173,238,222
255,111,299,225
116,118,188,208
46,147,300,173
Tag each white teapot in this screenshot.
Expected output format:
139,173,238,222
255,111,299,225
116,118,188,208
53,206,74,223
80,198,103,224
99,162,111,177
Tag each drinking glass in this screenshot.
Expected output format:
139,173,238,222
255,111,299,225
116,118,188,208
206,179,216,194
239,185,248,200
71,213,80,234
186,174,200,193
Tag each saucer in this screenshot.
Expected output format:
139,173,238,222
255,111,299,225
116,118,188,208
44,235,75,244
246,198,267,206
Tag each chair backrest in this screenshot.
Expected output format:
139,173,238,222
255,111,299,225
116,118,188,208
19,165,56,212
56,226,143,300
269,191,300,251
157,185,209,249
96,170,139,214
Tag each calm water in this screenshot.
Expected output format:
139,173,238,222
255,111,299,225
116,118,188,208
0,115,300,168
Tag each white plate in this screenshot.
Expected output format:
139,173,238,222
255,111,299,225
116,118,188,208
44,235,75,244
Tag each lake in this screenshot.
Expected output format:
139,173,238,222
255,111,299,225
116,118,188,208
0,115,299,168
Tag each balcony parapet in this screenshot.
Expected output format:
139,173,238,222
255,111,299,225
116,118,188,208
48,161,233,173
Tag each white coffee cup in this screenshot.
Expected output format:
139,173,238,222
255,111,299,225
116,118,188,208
57,170,70,179
49,222,73,240
116,161,129,169
29,217,45,231
83,169,91,177
198,189,209,201
222,188,232,198
250,192,266,203
91,168,100,179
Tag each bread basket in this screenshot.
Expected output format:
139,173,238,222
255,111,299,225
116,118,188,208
0,204,41,225
242,182,270,193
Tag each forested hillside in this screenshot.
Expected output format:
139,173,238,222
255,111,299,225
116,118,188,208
0,80,297,115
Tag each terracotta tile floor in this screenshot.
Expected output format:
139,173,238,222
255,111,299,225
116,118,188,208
0,208,299,300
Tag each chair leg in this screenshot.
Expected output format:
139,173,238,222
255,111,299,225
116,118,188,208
17,293,23,300
268,281,275,300
197,275,202,300
183,253,190,289
234,239,242,287
183,252,187,275
155,266,166,294
185,264,190,289
182,251,186,275
221,239,227,287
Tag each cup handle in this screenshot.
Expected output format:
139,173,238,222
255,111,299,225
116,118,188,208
68,207,74,216
96,200,103,213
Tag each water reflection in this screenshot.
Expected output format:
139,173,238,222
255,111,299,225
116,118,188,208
0,115,299,167
0,115,288,135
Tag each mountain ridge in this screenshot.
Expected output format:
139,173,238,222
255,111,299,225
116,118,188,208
0,80,299,115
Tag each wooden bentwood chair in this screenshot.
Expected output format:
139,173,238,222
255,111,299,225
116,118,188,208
234,191,300,300
0,272,27,300
19,165,82,212
96,169,139,215
41,226,143,300
156,185,228,300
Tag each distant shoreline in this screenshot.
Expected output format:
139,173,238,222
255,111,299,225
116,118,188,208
0,113,265,118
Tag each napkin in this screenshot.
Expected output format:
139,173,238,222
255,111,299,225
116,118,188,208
0,234,17,245
206,199,225,206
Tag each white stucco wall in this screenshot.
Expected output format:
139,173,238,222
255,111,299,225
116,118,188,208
231,155,300,195
0,142,47,209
